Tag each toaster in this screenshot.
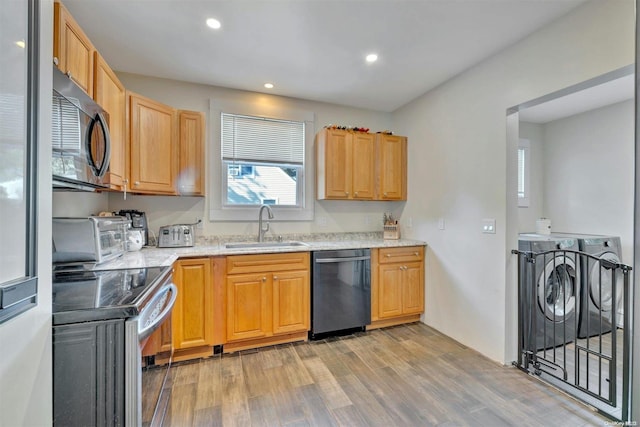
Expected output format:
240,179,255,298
157,224,195,248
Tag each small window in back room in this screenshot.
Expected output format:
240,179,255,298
518,138,530,207
221,113,304,207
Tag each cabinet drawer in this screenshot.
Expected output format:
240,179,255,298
226,252,310,275
378,246,424,264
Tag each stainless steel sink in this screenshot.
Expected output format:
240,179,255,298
224,241,310,249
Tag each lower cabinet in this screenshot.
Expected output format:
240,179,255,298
225,252,310,352
370,246,425,329
171,257,215,361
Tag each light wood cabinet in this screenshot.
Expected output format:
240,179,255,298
53,1,95,96
376,134,407,200
370,246,424,329
172,258,214,350
93,52,126,190
177,110,205,196
316,129,375,200
225,253,310,352
127,91,178,194
316,129,407,201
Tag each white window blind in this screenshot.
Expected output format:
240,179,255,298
518,147,526,198
221,113,304,165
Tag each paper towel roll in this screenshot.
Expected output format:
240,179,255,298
536,218,551,235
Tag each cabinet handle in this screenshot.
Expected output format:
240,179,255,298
414,252,419,256
134,181,140,186
345,191,349,196
354,192,358,197
386,254,391,257
383,192,388,197
262,277,267,282
273,276,278,280
53,57,59,66
66,71,72,79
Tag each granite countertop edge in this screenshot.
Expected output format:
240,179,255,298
99,236,427,270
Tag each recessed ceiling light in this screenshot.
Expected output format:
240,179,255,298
365,53,378,63
15,40,25,48
206,18,221,29
264,83,274,89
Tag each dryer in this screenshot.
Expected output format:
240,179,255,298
518,234,580,351
575,235,623,338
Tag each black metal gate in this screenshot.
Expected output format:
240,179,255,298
512,248,633,421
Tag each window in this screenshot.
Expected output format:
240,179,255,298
209,100,315,221
518,139,530,207
222,113,303,207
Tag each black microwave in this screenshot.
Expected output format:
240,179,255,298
52,66,111,192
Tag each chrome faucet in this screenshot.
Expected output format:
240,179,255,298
258,204,274,242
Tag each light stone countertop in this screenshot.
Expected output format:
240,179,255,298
99,232,426,270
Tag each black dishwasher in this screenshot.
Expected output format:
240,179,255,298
311,249,371,339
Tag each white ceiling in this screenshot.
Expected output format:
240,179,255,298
518,73,634,123
63,0,586,112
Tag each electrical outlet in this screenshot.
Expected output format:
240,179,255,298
407,217,413,228
438,218,445,230
482,218,496,234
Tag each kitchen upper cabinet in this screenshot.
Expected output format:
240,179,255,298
316,129,407,201
376,134,407,201
93,52,126,190
371,246,424,328
316,129,375,200
172,258,214,351
177,110,205,196
53,1,95,96
128,91,178,194
225,252,310,352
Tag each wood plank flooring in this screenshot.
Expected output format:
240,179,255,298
161,323,609,426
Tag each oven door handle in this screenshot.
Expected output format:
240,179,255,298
138,283,177,341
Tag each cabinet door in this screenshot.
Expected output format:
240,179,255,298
351,132,375,199
177,110,205,196
377,135,407,200
93,52,126,190
128,92,177,194
323,129,351,199
173,259,213,349
227,273,271,342
377,264,404,318
272,270,309,335
53,1,94,96
402,262,424,315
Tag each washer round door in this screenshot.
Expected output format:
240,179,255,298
589,252,622,312
537,255,577,322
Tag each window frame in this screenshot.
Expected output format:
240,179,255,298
209,99,315,221
518,138,530,208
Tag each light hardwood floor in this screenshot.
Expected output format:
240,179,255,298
161,323,609,426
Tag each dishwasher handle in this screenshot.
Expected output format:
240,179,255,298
314,255,371,263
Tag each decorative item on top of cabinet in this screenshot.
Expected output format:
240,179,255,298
316,128,375,200
177,110,205,196
53,1,95,97
225,252,310,352
127,91,178,195
171,258,215,362
370,246,424,329
376,133,407,200
93,52,126,191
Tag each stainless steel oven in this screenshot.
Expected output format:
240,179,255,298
52,266,177,426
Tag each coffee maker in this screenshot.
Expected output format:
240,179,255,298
118,210,149,246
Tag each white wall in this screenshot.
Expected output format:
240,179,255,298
0,1,53,425
518,122,545,233
103,73,403,239
542,99,634,263
391,0,634,363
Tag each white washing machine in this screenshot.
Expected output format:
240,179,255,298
518,234,580,351
573,235,624,338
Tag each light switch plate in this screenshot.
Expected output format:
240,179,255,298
438,218,445,230
482,218,496,234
